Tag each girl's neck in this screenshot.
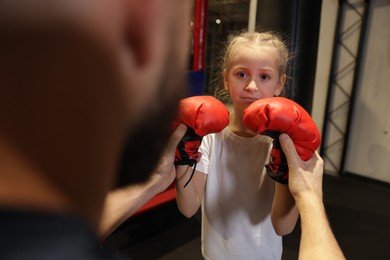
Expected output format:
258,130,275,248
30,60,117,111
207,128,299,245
229,108,256,138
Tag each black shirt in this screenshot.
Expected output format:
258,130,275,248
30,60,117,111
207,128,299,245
0,208,123,260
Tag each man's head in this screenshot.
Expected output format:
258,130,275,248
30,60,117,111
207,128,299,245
0,0,191,227
115,0,192,188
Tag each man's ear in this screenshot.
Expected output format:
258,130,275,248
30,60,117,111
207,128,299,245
125,0,167,67
274,74,286,96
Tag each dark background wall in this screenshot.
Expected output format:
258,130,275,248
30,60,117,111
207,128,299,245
256,0,323,113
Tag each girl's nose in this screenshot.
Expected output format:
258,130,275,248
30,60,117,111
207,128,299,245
245,80,258,92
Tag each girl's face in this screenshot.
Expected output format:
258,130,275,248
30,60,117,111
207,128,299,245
224,45,286,111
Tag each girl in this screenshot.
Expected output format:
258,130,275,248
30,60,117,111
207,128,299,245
175,31,298,260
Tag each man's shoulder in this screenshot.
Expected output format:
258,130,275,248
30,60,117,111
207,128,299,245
0,208,123,259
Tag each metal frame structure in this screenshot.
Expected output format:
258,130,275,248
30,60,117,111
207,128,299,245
320,0,371,175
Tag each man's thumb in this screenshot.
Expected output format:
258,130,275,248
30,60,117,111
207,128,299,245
167,124,187,151
279,133,299,166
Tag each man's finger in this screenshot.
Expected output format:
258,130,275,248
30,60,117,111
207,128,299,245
166,124,187,151
279,133,300,167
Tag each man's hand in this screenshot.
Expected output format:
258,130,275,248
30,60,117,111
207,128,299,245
278,133,324,203
99,124,186,239
279,134,345,260
151,124,187,193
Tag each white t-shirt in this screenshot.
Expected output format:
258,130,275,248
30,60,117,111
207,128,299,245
196,127,282,260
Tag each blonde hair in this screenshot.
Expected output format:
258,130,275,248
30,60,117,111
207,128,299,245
213,31,292,104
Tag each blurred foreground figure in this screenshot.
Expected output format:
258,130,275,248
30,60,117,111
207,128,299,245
0,0,190,258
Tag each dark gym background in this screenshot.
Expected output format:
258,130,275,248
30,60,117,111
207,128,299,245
103,0,390,259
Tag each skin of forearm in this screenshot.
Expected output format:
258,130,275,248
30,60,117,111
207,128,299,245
271,183,299,236
175,166,203,218
297,196,345,260
99,175,163,239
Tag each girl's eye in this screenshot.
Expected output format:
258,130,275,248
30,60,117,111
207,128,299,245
260,74,270,80
237,72,247,78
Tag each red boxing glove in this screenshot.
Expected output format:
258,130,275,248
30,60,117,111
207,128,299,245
243,97,321,184
174,95,229,167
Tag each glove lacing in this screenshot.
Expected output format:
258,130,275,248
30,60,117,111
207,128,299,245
183,162,197,188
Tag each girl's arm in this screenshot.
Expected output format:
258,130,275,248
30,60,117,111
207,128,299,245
271,182,299,236
175,166,207,218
